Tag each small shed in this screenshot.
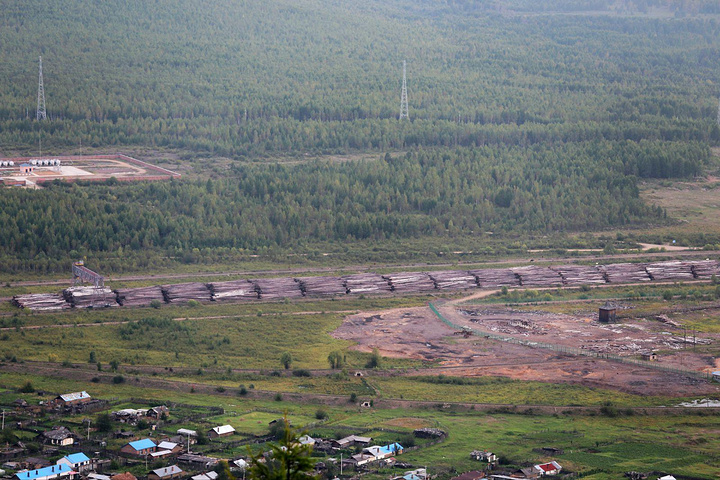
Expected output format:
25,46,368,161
19,164,34,175
598,304,616,323
641,352,658,362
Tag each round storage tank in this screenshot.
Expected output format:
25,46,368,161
9,161,14,166
30,159,37,166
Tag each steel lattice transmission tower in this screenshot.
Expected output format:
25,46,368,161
399,60,409,120
37,56,47,121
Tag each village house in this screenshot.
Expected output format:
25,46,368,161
14,464,75,480
177,454,218,470
332,435,372,449
147,406,169,420
297,435,315,447
39,427,75,446
451,471,487,480
110,472,137,480
157,441,183,454
56,453,91,473
148,465,183,480
470,450,497,463
120,439,157,456
394,468,427,480
208,425,235,439
534,462,562,476
191,472,218,480
54,392,91,407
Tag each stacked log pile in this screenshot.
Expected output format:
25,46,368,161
383,272,436,293
511,266,563,287
469,268,520,287
691,260,720,279
63,286,117,308
551,265,607,286
161,283,212,304
598,263,651,283
115,286,165,307
254,277,303,299
12,293,70,311
296,276,346,297
343,273,392,294
428,271,477,290
208,280,258,302
645,261,695,281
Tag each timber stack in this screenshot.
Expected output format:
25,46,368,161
115,286,165,307
63,286,117,308
208,279,259,302
296,276,346,297
254,277,303,299
691,259,720,279
342,273,392,294
598,263,651,283
383,272,436,293
12,293,70,311
512,266,563,287
469,268,520,287
428,270,477,290
551,265,606,286
161,282,212,304
645,261,695,281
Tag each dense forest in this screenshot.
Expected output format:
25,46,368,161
1,0,719,272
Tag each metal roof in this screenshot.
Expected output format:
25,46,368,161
14,464,73,480
128,438,157,451
157,442,178,451
211,425,235,435
60,453,90,464
151,466,183,478
59,391,91,402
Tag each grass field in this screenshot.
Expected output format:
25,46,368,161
1,372,719,478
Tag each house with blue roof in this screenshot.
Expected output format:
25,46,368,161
57,453,91,473
120,438,157,456
14,463,74,480
378,443,404,458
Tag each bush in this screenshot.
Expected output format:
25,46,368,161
274,393,283,401
187,299,201,308
150,300,162,309
215,386,226,392
663,291,674,301
315,408,328,420
349,393,357,403
91,377,100,383
112,375,125,384
19,381,35,393
239,385,248,395
292,369,311,377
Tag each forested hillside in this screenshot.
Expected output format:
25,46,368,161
0,0,719,272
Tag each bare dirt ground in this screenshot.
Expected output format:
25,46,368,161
332,301,720,397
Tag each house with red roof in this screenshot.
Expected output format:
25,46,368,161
533,461,562,476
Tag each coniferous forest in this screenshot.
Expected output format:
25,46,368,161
1,0,720,273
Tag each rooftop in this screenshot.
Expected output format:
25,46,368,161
128,439,157,451
14,464,73,480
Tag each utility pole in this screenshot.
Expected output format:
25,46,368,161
399,60,409,120
37,56,47,121
2,409,5,430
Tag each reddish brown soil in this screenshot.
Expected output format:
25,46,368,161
332,303,720,397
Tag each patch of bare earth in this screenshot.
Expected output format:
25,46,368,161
332,304,720,397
